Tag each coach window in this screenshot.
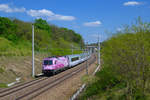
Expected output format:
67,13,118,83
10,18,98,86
71,57,79,62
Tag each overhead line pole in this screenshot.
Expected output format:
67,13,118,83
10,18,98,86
32,24,35,77
72,44,74,54
98,34,100,65
86,42,88,75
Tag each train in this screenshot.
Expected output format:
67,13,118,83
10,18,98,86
42,52,91,75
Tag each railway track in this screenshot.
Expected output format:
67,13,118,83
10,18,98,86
0,55,96,100
0,77,47,93
0,77,48,97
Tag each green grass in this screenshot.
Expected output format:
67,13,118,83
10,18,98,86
0,36,82,57
0,67,5,73
0,83,8,88
78,66,126,100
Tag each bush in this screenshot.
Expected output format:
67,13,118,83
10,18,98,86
0,67,5,73
79,18,150,100
0,17,83,57
0,83,7,88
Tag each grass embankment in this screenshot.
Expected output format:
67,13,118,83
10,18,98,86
0,55,41,86
0,36,82,56
0,83,7,88
0,66,8,88
0,17,83,86
0,17,84,56
78,18,150,100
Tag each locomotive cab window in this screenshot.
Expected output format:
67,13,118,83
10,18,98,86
44,60,53,65
55,61,57,64
71,57,79,62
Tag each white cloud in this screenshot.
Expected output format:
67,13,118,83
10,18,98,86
123,1,142,6
0,4,75,21
27,9,75,21
27,9,54,17
0,4,26,13
83,21,101,27
48,14,75,21
117,28,122,31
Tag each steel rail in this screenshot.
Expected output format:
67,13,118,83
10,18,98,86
0,77,48,97
16,57,95,100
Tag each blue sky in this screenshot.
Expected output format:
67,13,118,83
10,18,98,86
0,0,150,43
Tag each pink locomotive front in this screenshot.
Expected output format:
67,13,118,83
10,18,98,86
42,56,69,73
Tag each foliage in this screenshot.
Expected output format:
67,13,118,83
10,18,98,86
0,17,17,42
0,67,5,73
0,83,7,88
34,18,51,32
0,17,84,56
79,18,150,100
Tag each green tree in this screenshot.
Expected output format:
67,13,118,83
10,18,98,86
0,17,17,42
34,18,51,33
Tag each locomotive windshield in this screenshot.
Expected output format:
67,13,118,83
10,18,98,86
44,60,53,65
